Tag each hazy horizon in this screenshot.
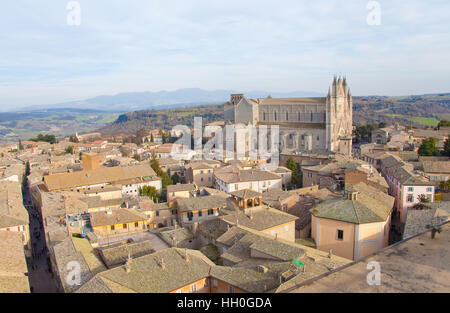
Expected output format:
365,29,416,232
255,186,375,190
1,0,450,110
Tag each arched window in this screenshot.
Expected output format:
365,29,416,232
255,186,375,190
263,112,266,121
298,112,301,121
274,112,277,121
286,112,289,121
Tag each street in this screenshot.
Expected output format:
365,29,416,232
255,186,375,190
22,178,58,293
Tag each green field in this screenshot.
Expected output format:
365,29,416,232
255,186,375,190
407,117,439,127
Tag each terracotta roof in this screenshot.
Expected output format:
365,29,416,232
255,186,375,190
90,209,146,227
77,248,214,293
0,231,30,293
311,182,394,224
221,207,298,231
98,241,155,268
422,161,450,174
0,181,29,228
230,189,263,199
248,97,326,105
215,169,281,184
176,195,228,212
44,164,158,191
166,183,196,193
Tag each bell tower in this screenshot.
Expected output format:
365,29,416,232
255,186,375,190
326,75,353,156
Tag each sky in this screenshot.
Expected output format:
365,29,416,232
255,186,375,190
0,0,450,110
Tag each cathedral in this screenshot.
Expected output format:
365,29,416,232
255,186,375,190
224,76,353,156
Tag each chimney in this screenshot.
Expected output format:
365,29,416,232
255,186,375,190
158,258,166,270
125,255,133,273
183,248,190,262
257,265,268,274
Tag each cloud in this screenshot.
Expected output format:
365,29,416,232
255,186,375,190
0,0,449,108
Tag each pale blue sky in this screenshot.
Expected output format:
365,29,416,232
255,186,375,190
1,0,449,109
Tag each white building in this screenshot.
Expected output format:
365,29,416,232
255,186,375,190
214,169,282,194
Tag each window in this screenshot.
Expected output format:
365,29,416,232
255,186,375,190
408,187,414,192
235,184,239,190
298,112,301,120
229,286,235,293
190,284,197,292
156,211,159,217
123,224,127,229
111,225,115,231
188,212,194,221
274,112,277,121
172,209,177,215
263,112,266,121
286,112,289,121
308,172,312,178
427,187,433,192
198,210,202,217
135,222,139,228
208,177,211,181
337,230,344,240
284,225,289,232
407,194,414,203
208,170,211,174
201,178,204,182
200,170,204,174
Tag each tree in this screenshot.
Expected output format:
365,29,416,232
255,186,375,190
18,139,23,151
437,120,450,130
150,153,173,201
439,180,450,192
65,145,74,155
139,186,159,202
418,137,438,156
412,194,431,210
69,136,79,143
171,173,181,184
443,137,450,157
29,134,57,144
25,161,30,176
286,156,302,187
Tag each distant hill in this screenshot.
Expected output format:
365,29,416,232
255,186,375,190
16,88,323,113
100,93,450,135
353,93,450,127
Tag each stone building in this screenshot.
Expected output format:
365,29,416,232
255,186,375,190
224,76,353,156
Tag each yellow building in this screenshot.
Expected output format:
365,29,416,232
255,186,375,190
90,209,147,236
311,182,394,260
81,152,103,171
166,183,196,203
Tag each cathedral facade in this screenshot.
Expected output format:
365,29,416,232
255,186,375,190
224,76,353,156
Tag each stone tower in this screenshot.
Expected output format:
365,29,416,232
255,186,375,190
326,76,353,155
